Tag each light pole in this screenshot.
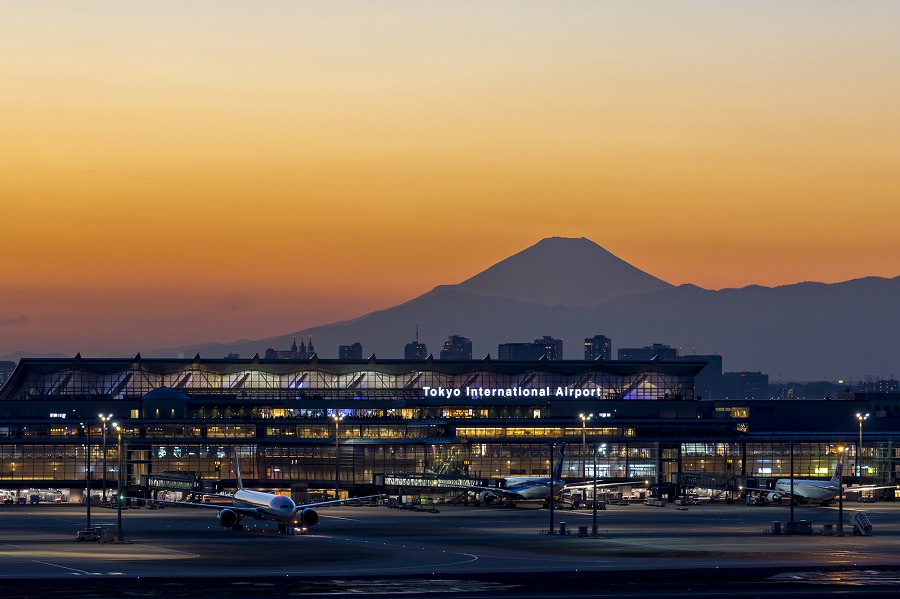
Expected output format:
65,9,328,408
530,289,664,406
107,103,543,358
789,442,794,524
99,413,113,502
81,422,92,529
333,414,344,500
580,413,592,478
856,413,869,481
548,442,556,534
591,442,599,538
837,446,845,537
114,423,124,542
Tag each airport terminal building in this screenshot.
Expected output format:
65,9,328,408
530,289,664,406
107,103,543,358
1,356,899,502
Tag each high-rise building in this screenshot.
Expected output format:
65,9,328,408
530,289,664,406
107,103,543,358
498,336,563,361
264,335,315,360
534,336,563,360
339,343,364,360
856,379,900,394
618,343,677,361
678,354,724,400
440,335,472,360
404,326,428,360
584,335,612,361
724,371,769,400
404,341,428,360
0,361,15,389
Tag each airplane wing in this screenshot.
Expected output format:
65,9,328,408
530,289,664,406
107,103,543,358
741,484,898,495
136,497,267,517
563,480,649,492
741,485,776,492
294,494,385,509
846,484,899,493
741,485,786,495
136,493,383,513
465,484,530,500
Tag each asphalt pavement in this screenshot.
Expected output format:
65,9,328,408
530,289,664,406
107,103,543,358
2,499,900,598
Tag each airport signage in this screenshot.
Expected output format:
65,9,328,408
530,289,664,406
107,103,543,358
142,474,195,490
383,474,481,489
421,386,604,399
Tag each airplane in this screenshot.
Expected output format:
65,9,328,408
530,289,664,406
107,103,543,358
473,443,647,507
743,453,898,505
473,443,567,507
142,450,383,534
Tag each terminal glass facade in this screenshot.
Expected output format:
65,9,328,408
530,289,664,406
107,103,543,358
1,357,898,500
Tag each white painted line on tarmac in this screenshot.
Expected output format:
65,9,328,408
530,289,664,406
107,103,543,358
126,543,199,557
33,561,102,576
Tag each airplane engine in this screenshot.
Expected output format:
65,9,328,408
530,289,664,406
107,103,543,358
478,491,497,505
766,493,781,504
217,508,238,528
296,507,319,528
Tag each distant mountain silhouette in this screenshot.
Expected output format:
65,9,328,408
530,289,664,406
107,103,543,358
451,236,672,307
45,237,900,382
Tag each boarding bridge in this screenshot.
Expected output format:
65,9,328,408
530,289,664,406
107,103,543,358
672,471,737,493
377,473,487,491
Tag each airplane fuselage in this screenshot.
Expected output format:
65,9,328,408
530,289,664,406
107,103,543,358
773,479,841,503
501,477,564,500
233,489,296,520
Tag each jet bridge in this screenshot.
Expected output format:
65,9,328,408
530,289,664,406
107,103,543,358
672,471,739,500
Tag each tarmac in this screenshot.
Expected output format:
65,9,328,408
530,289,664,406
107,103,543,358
2,499,900,597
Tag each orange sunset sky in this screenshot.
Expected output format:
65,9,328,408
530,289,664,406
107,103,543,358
2,2,899,357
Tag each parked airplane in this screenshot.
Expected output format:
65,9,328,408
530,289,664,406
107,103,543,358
474,443,567,506
144,451,382,534
473,443,646,507
744,454,897,505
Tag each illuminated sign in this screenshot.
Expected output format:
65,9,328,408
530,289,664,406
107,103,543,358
383,474,480,489
422,386,605,399
143,476,195,490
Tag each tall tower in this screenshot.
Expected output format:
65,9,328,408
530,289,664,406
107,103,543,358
404,325,428,360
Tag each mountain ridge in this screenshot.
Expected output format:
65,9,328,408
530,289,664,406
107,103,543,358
3,238,897,381
451,236,673,307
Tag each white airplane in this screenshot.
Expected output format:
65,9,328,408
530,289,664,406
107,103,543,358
473,443,646,507
744,454,897,505
474,443,567,506
145,451,383,534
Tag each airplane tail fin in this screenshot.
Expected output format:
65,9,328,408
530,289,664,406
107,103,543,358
553,442,566,479
830,452,844,485
235,448,244,491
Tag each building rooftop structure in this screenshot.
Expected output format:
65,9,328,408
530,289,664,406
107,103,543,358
1,356,898,505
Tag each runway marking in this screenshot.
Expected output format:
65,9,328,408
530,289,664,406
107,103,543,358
34,561,102,576
281,552,484,575
127,543,199,557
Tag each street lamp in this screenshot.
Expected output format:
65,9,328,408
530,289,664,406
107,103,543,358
580,414,592,478
333,413,344,500
856,413,869,481
80,422,92,530
591,442,599,538
837,446,845,537
99,414,113,502
114,423,124,542
548,442,556,535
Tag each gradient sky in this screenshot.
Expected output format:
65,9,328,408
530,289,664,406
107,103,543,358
2,1,899,357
